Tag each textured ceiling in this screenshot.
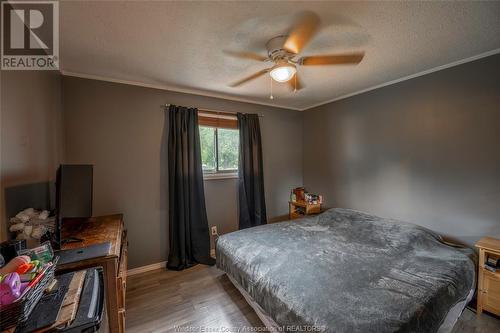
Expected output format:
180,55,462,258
60,1,500,110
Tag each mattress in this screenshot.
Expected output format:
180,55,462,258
228,275,475,333
216,208,477,333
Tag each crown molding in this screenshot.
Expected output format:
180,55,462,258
302,48,500,111
59,70,301,111
61,48,500,112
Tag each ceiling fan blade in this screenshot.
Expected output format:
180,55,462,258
223,50,268,62
287,73,304,91
300,53,365,66
229,69,269,87
283,11,320,54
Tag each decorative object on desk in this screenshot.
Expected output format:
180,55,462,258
0,255,30,275
484,254,499,273
484,264,497,273
15,261,37,275
486,255,499,267
8,208,55,248
0,251,58,330
305,193,323,205
0,272,22,305
0,240,27,263
18,241,54,265
292,187,305,202
291,187,323,204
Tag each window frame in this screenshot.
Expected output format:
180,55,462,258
198,112,239,180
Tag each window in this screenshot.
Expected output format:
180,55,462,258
199,112,239,178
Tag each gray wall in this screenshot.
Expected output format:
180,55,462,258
6,54,496,266
303,54,500,247
62,76,303,268
1,71,63,241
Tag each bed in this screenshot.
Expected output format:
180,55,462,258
216,208,476,333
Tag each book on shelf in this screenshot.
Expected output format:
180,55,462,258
485,264,497,273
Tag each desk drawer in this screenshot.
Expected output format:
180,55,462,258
118,231,128,279
117,276,126,309
482,272,500,315
118,309,125,333
117,231,128,309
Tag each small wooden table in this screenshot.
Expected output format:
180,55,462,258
289,201,321,220
58,215,127,333
476,236,500,316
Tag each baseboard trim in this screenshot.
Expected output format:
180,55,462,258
127,261,167,276
268,214,289,223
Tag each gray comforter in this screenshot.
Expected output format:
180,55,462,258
216,208,476,333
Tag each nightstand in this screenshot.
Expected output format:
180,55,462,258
289,200,321,220
476,237,500,316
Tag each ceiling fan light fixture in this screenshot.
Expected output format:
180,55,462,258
269,63,296,83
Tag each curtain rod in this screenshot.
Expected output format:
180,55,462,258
163,104,263,117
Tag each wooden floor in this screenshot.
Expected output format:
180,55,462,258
126,265,500,333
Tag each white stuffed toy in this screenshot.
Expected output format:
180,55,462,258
9,208,53,242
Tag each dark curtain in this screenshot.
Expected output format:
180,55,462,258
237,113,267,229
166,105,214,270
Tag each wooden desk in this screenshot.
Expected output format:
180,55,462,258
57,215,127,333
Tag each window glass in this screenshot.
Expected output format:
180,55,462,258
218,128,239,171
199,126,239,174
199,126,216,172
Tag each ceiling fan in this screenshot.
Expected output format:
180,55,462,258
226,11,365,93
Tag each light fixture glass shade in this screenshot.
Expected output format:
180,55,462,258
270,64,296,82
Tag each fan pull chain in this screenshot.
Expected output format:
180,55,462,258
294,74,297,93
270,77,274,100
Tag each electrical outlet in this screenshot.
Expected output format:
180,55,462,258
211,226,218,236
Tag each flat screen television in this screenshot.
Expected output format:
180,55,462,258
54,164,93,248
